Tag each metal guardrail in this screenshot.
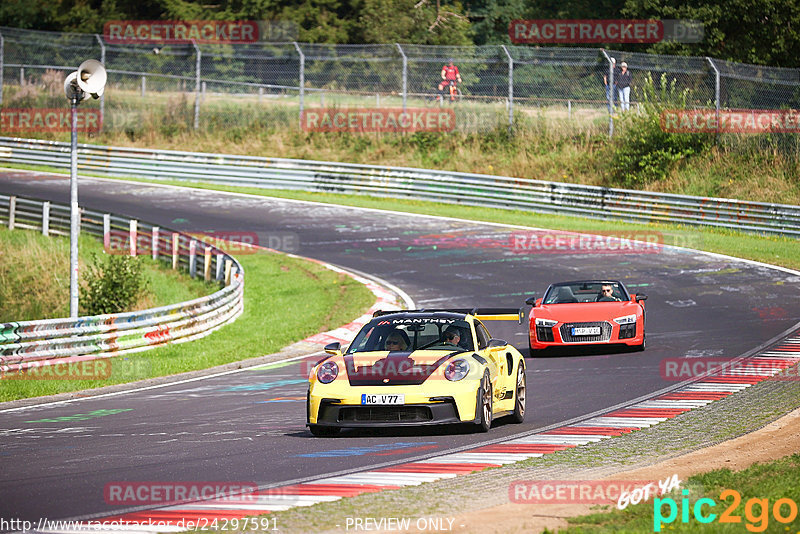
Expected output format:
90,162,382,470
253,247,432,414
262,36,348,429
1,136,799,237
0,191,244,371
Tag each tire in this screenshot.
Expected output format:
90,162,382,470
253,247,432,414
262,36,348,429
475,372,493,433
635,332,646,352
511,364,526,423
309,425,340,437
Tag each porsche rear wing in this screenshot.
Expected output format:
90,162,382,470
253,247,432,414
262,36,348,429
373,308,524,324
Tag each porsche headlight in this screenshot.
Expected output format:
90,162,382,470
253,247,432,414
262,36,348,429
535,318,558,327
444,359,470,382
316,361,339,384
614,314,637,325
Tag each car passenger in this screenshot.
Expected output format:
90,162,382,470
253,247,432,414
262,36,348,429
383,330,410,351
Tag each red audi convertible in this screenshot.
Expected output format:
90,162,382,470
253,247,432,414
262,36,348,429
526,280,646,354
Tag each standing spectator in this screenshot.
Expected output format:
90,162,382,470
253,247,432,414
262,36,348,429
602,57,620,113
438,59,462,102
617,62,632,111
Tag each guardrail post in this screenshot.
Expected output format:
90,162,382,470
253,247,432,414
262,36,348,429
8,196,15,230
258,87,263,103
152,226,159,260
141,75,146,97
216,252,224,281
395,44,407,112
20,66,24,86
193,41,201,130
203,246,212,281
224,259,232,285
201,81,207,101
568,100,572,118
293,42,305,128
501,45,513,133
129,219,137,256
0,31,4,106
189,239,197,277
172,232,179,269
103,213,110,251
42,201,50,236
95,34,105,131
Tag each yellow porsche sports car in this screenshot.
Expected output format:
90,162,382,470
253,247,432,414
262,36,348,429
307,309,526,437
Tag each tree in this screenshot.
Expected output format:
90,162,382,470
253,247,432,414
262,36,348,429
360,0,472,45
622,0,800,67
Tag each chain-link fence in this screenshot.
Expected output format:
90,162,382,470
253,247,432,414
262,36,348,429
2,25,800,136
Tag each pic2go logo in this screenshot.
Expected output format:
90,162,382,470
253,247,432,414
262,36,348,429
654,489,799,532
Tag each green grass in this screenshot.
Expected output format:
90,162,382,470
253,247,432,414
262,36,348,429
562,453,800,533
0,226,213,322
0,247,374,401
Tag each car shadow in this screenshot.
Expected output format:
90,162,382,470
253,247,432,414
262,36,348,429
528,344,640,358
294,423,488,439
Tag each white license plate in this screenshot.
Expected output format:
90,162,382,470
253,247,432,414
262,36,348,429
572,326,601,336
361,394,405,405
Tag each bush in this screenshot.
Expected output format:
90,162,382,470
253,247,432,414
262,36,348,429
82,254,148,316
607,73,714,188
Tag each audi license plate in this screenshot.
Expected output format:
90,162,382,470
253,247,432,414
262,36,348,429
572,326,601,336
361,394,404,405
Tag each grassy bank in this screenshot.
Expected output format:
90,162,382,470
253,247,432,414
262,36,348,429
0,227,214,322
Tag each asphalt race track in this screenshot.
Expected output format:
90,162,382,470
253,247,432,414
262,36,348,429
2,170,800,523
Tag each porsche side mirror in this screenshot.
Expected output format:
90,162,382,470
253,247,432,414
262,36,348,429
636,294,648,302
487,338,508,349
525,296,537,306
324,342,342,355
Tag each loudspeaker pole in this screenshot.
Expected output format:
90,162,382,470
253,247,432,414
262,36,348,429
69,93,79,317
63,59,107,318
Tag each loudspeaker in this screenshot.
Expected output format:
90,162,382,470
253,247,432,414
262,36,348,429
64,60,107,101
77,59,107,99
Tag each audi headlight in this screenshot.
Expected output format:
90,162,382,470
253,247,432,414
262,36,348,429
535,318,558,327
444,359,470,381
614,314,637,325
316,361,338,384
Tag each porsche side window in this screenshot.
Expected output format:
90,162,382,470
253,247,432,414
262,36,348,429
475,322,490,349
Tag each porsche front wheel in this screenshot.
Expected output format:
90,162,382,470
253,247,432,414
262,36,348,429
475,372,493,432
511,364,526,423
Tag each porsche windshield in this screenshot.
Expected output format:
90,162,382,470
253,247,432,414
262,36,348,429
346,317,474,353
543,281,629,304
